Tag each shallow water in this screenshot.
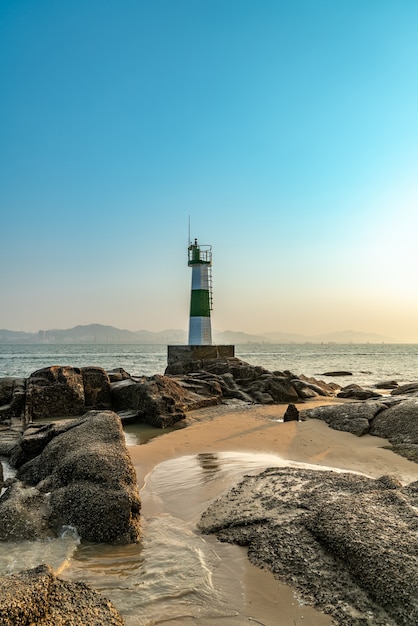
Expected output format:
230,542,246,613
0,450,336,625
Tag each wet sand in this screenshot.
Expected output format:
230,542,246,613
130,399,418,625
131,399,418,486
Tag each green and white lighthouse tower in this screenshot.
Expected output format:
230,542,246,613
188,238,213,345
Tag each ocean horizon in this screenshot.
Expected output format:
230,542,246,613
1,342,417,388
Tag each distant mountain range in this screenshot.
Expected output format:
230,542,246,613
0,324,399,344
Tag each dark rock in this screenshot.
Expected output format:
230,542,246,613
25,366,85,420
0,564,125,625
0,377,26,421
375,380,399,390
283,403,299,422
3,411,141,543
290,380,319,399
369,399,418,444
82,366,112,408
300,401,386,436
391,382,418,396
322,371,353,377
337,384,382,400
111,373,222,427
199,467,418,626
107,367,132,382
246,375,299,403
10,418,82,468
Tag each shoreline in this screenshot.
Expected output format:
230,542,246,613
130,399,418,625
131,398,418,487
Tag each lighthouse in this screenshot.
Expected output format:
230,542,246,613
166,237,234,370
188,238,213,345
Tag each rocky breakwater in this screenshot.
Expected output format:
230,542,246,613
0,564,124,626
165,356,338,404
0,360,339,432
299,381,418,462
0,410,141,543
199,468,418,626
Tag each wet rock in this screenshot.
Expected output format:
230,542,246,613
0,564,125,625
199,467,418,626
0,481,53,540
283,403,300,422
337,383,382,400
3,411,141,543
300,401,385,436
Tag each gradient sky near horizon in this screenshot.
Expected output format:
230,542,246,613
1,0,418,341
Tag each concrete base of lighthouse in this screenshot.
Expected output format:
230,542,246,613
167,344,235,366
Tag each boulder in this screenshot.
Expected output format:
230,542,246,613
322,371,353,377
21,366,114,422
0,564,124,625
107,367,132,382
0,377,26,421
337,384,382,400
3,411,141,543
391,382,418,397
111,374,220,427
0,378,15,405
82,367,112,408
199,467,418,626
166,357,339,404
298,374,340,395
10,419,83,468
369,399,418,444
283,403,300,422
300,401,386,437
25,366,85,420
375,380,399,390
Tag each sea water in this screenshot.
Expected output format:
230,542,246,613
0,342,417,387
0,450,334,625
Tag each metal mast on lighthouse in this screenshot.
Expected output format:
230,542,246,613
187,237,213,345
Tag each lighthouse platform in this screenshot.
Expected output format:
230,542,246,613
167,344,235,366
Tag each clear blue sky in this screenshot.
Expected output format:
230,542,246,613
1,0,418,341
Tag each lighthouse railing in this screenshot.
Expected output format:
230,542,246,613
188,244,212,265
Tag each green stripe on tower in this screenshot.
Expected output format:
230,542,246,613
190,290,211,317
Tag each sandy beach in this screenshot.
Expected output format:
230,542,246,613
132,399,418,486
130,399,418,625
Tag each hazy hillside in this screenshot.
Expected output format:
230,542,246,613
0,324,399,344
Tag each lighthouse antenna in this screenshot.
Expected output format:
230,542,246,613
188,215,191,246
